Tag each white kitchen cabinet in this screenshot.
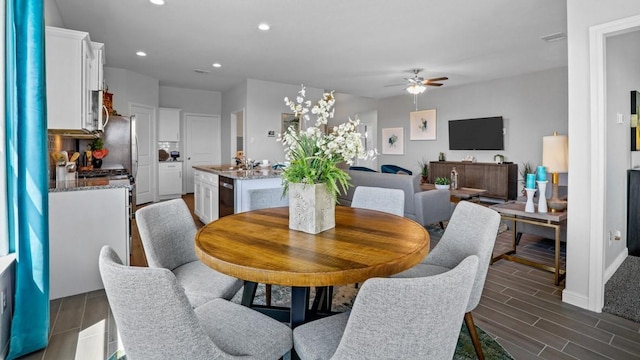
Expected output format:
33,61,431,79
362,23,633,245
90,41,105,92
49,187,130,299
158,108,181,142
159,162,183,199
193,170,218,223
45,26,96,132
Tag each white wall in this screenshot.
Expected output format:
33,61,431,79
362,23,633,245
221,81,247,163
44,0,64,27
605,30,640,268
245,79,324,163
566,0,640,310
333,93,377,125
159,86,221,115
104,67,159,114
376,67,568,175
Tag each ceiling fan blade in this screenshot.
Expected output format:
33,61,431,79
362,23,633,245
425,83,443,87
384,83,406,87
426,77,448,82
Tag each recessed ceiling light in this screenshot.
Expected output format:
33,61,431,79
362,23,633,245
212,63,222,68
149,0,165,5
136,51,147,57
258,23,270,31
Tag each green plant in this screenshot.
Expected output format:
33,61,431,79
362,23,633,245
435,177,450,185
89,138,103,150
279,86,375,199
519,162,536,185
418,159,429,177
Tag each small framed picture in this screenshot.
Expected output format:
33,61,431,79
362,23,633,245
281,113,301,134
410,109,436,140
382,127,404,155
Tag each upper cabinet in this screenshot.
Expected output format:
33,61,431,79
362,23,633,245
46,26,104,132
158,108,181,142
90,42,105,92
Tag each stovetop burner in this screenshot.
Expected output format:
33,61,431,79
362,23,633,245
78,168,134,183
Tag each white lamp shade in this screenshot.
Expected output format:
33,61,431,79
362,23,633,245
542,134,568,173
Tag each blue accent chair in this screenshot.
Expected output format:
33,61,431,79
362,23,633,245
349,166,377,172
381,164,413,175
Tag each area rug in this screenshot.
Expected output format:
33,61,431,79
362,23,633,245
603,255,640,323
230,226,513,359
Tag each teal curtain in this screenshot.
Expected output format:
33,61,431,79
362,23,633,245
5,0,50,358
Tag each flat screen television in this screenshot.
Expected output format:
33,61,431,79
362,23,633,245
448,116,504,150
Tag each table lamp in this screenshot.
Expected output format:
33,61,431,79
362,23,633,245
542,132,568,212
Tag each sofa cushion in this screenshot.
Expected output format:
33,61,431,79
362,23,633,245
338,170,420,221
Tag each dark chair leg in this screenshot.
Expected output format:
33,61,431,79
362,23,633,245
465,312,484,360
439,221,445,229
266,284,272,306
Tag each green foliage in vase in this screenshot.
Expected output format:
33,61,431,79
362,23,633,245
519,162,536,185
279,86,376,200
435,177,450,185
418,158,429,177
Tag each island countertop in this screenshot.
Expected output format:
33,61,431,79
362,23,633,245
193,165,283,180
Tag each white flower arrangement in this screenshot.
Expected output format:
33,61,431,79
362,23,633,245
278,85,376,198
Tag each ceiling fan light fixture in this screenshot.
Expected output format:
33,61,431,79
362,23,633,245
406,84,426,95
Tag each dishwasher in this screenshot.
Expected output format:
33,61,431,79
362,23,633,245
219,176,235,217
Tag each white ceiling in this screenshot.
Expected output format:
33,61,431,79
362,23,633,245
53,0,567,99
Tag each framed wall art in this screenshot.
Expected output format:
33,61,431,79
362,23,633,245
281,113,301,134
381,127,404,155
409,109,436,140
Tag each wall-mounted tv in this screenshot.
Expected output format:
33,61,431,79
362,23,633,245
448,116,504,150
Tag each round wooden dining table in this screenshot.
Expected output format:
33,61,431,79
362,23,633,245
195,205,429,328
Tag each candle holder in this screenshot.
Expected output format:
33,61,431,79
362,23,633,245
537,180,548,213
525,188,537,213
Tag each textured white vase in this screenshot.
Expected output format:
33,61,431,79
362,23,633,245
537,180,548,213
525,188,537,213
288,183,336,234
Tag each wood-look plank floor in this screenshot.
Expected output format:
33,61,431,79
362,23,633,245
17,195,640,359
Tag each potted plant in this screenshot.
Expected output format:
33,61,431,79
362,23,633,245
88,138,109,169
519,162,535,195
418,159,429,184
434,177,450,190
279,85,376,234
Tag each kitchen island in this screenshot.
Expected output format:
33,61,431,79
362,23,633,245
48,180,132,299
193,165,285,224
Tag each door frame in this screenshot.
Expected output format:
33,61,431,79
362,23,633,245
129,102,157,204
588,14,640,312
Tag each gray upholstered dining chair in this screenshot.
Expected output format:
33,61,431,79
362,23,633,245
293,255,479,360
392,200,501,360
135,198,243,307
99,246,292,360
350,186,405,216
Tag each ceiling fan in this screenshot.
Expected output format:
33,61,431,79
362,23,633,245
386,68,448,94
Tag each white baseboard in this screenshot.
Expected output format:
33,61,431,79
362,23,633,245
604,248,628,284
562,290,591,311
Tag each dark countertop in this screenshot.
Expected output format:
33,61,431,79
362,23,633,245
193,165,283,180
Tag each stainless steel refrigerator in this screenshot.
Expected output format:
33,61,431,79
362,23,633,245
101,115,138,179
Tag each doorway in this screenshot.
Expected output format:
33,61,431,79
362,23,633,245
230,109,245,159
130,103,156,205
184,113,221,193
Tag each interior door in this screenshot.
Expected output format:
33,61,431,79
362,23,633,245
185,113,221,193
130,104,156,205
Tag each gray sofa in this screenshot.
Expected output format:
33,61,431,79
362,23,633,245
338,170,452,227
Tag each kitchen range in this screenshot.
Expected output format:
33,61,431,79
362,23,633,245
48,116,138,300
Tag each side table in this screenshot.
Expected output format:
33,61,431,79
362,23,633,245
489,201,567,285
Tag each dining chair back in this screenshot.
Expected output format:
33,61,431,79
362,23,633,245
135,199,243,307
351,186,405,216
392,200,501,360
99,246,292,360
293,255,479,360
